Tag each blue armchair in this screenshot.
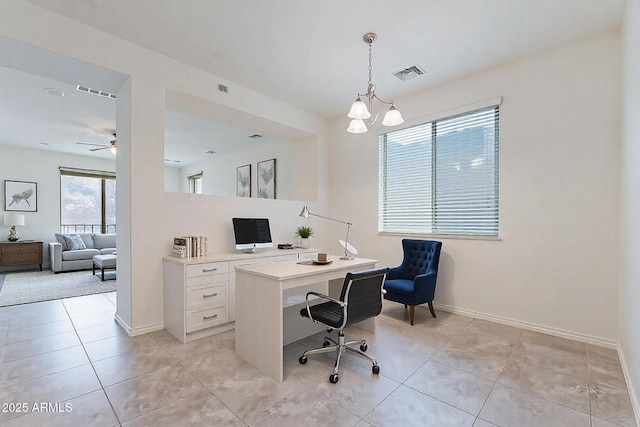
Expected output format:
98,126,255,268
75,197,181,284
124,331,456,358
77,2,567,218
383,239,443,325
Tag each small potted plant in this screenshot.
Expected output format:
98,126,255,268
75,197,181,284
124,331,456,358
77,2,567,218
295,225,314,249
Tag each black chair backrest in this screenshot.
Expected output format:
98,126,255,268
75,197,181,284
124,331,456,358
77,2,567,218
399,239,442,279
340,267,389,326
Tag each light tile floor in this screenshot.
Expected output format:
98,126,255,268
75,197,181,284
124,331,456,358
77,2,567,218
0,292,636,426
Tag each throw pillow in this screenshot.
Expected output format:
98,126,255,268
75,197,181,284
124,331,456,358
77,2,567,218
63,234,87,251
54,233,69,250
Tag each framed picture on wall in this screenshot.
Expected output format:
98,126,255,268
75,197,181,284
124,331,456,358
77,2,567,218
257,158,276,199
4,180,38,212
236,164,251,197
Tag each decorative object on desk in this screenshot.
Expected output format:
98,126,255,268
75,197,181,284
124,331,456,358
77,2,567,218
299,206,356,260
295,225,313,249
257,158,276,199
346,33,405,134
317,252,328,262
4,180,37,212
173,235,208,257
339,239,359,259
236,164,251,197
3,213,25,242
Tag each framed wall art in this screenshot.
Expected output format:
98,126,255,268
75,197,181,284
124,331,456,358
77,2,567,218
236,164,251,197
4,180,37,212
257,159,276,199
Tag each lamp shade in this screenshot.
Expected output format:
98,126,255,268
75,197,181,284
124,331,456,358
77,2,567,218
347,97,371,120
347,119,368,134
4,213,25,227
381,105,404,127
299,206,310,218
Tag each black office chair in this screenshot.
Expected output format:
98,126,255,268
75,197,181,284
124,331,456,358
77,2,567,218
298,267,389,383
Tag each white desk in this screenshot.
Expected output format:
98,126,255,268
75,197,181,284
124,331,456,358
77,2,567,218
235,256,377,381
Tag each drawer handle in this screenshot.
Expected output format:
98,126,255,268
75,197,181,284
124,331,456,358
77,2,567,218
203,314,218,320
202,293,218,298
202,268,218,273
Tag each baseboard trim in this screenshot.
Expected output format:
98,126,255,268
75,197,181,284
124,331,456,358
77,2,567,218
617,343,640,426
434,303,617,349
114,313,132,335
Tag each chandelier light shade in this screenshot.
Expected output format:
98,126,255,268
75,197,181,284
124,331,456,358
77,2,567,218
347,32,404,134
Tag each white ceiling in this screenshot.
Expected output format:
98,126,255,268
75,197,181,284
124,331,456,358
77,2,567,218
0,0,627,163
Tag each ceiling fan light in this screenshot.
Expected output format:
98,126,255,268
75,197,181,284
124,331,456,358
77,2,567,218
347,119,368,134
347,97,371,119
382,105,404,127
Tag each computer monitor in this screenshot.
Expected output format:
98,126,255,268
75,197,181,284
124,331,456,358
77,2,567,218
232,218,273,253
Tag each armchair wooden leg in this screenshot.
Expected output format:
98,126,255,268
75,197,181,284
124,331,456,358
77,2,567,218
409,306,415,325
428,301,436,318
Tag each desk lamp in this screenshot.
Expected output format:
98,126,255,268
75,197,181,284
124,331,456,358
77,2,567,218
4,213,25,242
299,206,357,260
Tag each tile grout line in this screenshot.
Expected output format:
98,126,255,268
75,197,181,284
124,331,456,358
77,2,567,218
62,294,123,427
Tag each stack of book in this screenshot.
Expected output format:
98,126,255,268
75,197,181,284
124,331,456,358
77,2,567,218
172,236,208,258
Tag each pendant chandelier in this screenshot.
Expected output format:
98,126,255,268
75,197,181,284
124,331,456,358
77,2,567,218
347,33,404,134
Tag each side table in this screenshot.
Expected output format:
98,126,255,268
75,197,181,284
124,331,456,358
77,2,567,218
0,240,43,271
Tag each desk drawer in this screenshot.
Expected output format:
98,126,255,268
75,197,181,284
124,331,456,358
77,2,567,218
187,284,227,309
187,306,227,332
186,261,229,278
185,273,229,288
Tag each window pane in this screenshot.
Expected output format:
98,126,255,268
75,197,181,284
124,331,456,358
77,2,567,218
60,173,117,234
379,105,499,236
60,175,102,233
105,178,116,233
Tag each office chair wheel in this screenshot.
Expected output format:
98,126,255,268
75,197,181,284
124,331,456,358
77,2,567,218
329,374,339,383
323,340,331,347
372,365,380,374
360,343,368,352
298,356,307,364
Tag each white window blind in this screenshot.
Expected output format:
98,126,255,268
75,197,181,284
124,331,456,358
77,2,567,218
379,105,499,236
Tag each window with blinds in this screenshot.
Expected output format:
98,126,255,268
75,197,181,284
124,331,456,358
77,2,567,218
378,105,499,236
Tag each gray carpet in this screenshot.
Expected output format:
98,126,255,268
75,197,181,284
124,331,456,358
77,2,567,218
0,270,116,307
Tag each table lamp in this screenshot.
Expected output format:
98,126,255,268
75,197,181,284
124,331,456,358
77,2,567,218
4,213,25,242
299,206,357,260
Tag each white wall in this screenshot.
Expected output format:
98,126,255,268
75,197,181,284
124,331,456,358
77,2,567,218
0,0,331,334
330,33,621,343
0,145,116,271
619,0,640,420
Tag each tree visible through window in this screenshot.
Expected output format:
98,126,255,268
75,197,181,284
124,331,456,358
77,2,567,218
60,169,116,233
378,104,499,236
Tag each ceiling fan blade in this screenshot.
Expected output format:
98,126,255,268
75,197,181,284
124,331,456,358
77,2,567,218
77,142,106,147
89,146,110,152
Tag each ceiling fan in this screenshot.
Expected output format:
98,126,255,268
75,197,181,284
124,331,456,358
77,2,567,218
77,133,117,154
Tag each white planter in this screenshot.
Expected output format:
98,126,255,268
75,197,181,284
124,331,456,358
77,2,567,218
299,237,310,249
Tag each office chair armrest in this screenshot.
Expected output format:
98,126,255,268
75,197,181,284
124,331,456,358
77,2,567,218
304,291,345,322
305,291,345,306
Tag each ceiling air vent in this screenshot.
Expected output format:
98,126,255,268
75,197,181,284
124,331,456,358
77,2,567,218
76,85,116,100
393,65,425,82
217,83,228,94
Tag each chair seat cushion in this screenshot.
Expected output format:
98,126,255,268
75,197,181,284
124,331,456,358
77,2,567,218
383,279,415,296
300,301,344,329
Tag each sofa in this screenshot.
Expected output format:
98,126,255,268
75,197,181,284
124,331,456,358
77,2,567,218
49,233,116,273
